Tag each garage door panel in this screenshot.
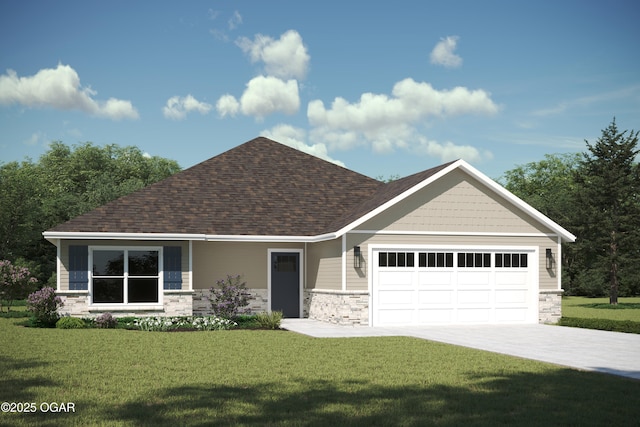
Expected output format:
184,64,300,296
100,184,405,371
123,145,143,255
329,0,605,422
377,290,415,305
495,289,527,304
418,271,453,286
373,249,534,326
419,290,453,304
457,308,491,322
418,309,453,323
495,308,528,322
457,271,490,285
378,309,414,324
495,271,528,286
378,271,414,286
458,290,491,304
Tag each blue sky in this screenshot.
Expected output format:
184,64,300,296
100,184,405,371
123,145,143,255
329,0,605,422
1,1,639,180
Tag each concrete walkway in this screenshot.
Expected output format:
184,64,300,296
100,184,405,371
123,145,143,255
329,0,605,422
280,319,640,381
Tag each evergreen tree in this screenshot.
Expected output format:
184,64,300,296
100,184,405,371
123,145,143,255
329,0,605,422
573,119,640,303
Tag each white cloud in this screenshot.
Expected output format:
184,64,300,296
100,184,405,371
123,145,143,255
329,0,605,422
261,124,345,167
414,137,493,163
223,75,299,119
430,36,463,68
0,64,139,120
163,94,212,120
236,30,310,80
308,78,498,153
228,11,242,30
216,94,240,117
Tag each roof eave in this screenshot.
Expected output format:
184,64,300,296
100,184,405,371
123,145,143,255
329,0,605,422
42,231,338,244
334,159,577,243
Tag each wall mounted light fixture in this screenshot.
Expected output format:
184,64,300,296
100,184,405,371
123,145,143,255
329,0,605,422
354,246,362,268
546,248,554,269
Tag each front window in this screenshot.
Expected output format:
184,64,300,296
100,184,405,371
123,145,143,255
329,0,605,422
91,248,160,304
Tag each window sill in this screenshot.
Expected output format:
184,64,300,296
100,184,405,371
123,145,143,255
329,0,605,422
88,304,164,312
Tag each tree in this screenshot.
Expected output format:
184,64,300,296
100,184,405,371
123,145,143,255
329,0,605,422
0,259,38,311
573,119,640,303
0,142,181,284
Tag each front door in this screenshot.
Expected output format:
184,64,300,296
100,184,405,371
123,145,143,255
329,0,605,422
271,252,300,317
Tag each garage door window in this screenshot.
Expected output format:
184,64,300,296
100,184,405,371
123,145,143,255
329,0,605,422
458,252,491,268
418,252,454,268
378,252,414,267
495,253,528,268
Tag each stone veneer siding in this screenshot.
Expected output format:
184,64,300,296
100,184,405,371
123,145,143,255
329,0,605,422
57,291,193,318
192,288,268,316
538,290,563,324
305,289,369,326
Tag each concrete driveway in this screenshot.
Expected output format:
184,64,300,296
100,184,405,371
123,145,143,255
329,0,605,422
280,319,640,381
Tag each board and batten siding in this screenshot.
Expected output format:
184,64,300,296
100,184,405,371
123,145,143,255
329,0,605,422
58,239,189,291
191,241,304,290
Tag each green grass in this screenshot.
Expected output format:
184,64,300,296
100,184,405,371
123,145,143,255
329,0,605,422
1,317,639,426
562,296,640,322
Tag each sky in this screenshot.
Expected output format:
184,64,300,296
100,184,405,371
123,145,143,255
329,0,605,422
1,1,639,181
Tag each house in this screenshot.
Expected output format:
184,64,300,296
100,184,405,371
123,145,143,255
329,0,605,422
43,137,576,326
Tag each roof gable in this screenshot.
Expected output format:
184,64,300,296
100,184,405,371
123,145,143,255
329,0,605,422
333,159,576,242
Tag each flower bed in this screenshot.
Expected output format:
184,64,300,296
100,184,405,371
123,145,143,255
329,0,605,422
129,316,237,332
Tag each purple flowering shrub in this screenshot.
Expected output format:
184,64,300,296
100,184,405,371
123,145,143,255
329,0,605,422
27,286,63,327
0,260,38,312
95,312,117,329
208,274,250,319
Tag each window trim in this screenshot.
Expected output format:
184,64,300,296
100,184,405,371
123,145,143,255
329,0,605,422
88,246,163,310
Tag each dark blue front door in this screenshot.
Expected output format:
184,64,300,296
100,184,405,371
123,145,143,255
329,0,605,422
271,252,300,318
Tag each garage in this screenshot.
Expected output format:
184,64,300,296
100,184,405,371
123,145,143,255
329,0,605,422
371,247,537,326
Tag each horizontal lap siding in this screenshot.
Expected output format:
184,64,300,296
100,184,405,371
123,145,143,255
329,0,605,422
307,239,342,290
192,241,304,290
360,170,554,235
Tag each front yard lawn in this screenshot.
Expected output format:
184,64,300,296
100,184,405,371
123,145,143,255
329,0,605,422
2,317,639,426
561,296,640,333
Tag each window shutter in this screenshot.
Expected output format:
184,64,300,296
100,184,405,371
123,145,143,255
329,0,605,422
163,246,182,290
69,245,88,290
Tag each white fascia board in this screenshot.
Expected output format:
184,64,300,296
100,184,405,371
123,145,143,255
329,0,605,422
42,231,207,242
455,160,576,242
204,233,337,243
334,161,461,237
335,159,577,243
43,231,340,244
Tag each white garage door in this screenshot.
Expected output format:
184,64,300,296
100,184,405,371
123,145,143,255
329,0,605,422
372,248,536,326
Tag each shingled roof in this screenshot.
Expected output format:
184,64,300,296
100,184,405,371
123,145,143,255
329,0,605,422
48,137,392,236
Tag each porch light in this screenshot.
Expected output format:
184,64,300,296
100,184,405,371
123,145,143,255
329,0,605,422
546,248,554,269
354,246,362,268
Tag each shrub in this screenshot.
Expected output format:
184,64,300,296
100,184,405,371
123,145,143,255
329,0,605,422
255,311,283,330
95,312,117,329
208,274,250,319
559,317,640,334
131,316,236,332
0,260,38,312
26,286,63,327
56,317,85,329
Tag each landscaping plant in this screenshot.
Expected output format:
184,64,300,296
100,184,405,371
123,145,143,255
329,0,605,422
26,286,63,327
255,311,283,330
56,316,86,329
94,312,117,329
208,274,250,319
0,259,38,312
